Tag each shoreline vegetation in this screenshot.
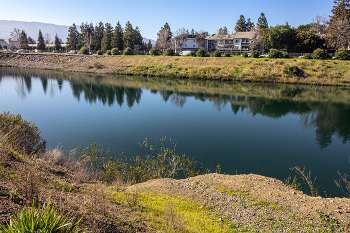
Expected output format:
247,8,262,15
1,53,350,87
1,112,350,232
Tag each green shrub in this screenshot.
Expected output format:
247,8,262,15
189,51,196,57
251,50,259,58
174,52,180,56
282,52,289,58
213,50,221,57
165,48,174,56
150,48,159,56
224,53,231,57
123,47,133,55
0,203,84,233
97,50,102,55
106,50,111,55
80,47,89,55
0,111,46,154
268,49,280,58
241,52,248,57
304,53,312,59
111,48,118,55
334,47,349,60
312,48,324,59
196,48,205,57
283,64,304,77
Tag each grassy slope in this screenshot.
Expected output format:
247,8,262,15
78,56,350,87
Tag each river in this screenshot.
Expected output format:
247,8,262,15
1,67,350,197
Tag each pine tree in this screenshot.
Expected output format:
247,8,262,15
27,36,35,44
235,15,247,32
112,21,124,50
147,39,153,51
257,12,268,29
37,29,46,50
93,22,104,51
66,23,80,51
123,21,134,49
133,26,143,50
246,18,255,31
54,34,62,51
101,22,113,51
19,30,28,49
328,0,350,49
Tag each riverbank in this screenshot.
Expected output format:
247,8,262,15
1,53,350,87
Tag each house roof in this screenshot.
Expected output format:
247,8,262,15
206,31,256,40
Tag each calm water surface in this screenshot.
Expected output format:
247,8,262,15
1,67,350,197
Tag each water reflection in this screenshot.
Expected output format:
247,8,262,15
1,67,350,149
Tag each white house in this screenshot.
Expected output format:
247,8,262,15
0,39,18,50
205,31,256,53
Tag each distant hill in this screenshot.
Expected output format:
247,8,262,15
0,20,156,45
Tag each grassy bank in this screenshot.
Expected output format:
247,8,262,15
1,54,350,87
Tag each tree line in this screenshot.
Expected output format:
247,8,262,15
66,21,152,53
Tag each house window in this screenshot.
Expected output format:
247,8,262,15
236,40,239,43
193,45,195,47
194,40,196,42
185,45,187,47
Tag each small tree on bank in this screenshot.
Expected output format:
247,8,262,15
19,30,28,49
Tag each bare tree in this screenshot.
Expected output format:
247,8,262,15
250,26,261,51
9,28,21,48
171,28,187,52
327,18,350,49
311,14,329,35
44,33,52,44
84,31,93,52
216,27,229,52
195,30,208,48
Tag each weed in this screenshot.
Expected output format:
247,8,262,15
0,203,84,232
289,166,318,197
93,62,103,69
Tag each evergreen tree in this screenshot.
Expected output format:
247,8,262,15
19,30,28,49
246,18,255,31
133,26,143,50
235,15,247,32
37,29,46,50
93,22,104,51
54,34,62,51
147,39,153,51
112,21,124,50
101,22,113,51
328,0,350,49
156,22,172,51
257,12,268,29
66,23,80,51
123,21,134,49
27,36,35,44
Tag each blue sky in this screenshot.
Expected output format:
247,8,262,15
0,0,334,40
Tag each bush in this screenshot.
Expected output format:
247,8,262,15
282,52,289,58
111,48,118,55
269,49,280,58
251,50,259,58
213,50,221,57
241,52,248,57
80,47,89,55
190,51,196,57
165,48,174,56
225,53,231,57
97,50,102,55
123,47,133,55
106,50,111,55
304,53,312,59
150,48,159,56
312,48,324,59
0,203,83,233
334,47,349,60
196,49,205,57
174,52,180,56
283,64,304,77
0,111,46,154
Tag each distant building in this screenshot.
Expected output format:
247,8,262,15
0,39,18,50
205,31,256,53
